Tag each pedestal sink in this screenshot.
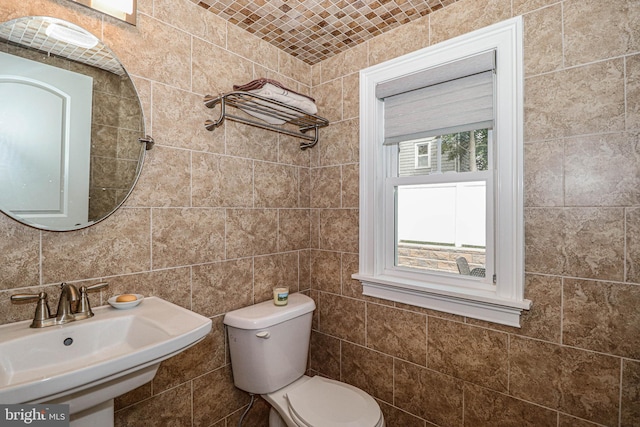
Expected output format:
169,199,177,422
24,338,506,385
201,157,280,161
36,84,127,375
0,297,212,426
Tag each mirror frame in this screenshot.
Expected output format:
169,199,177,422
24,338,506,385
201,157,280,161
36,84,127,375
0,16,152,232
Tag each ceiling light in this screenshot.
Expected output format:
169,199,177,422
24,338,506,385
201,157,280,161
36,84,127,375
93,0,134,15
65,0,137,25
45,22,99,49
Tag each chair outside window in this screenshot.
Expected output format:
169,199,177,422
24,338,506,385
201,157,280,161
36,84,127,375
456,257,486,277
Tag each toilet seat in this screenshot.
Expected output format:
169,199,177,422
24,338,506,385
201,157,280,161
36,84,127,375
285,376,382,427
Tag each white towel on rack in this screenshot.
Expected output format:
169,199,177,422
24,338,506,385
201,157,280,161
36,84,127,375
252,83,318,115
236,82,318,125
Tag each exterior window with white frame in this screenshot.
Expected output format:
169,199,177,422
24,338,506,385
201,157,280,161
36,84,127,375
414,140,432,169
354,17,530,327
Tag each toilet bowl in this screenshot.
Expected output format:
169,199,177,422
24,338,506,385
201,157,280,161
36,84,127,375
264,375,384,427
223,293,384,427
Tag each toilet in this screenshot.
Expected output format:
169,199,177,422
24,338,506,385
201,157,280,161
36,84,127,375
223,293,385,427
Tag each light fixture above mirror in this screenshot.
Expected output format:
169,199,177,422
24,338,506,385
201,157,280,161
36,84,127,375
68,0,137,25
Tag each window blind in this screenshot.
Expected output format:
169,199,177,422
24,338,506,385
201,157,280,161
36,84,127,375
377,50,496,145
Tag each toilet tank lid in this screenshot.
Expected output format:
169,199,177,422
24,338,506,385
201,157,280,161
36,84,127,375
223,293,316,330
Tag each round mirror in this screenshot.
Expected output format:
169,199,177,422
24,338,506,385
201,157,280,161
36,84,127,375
0,16,150,231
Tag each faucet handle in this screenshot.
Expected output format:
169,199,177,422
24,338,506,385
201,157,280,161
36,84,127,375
10,292,53,328
10,293,42,302
86,282,109,292
75,282,109,319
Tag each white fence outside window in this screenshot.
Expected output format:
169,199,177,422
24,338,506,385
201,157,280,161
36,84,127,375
396,181,486,248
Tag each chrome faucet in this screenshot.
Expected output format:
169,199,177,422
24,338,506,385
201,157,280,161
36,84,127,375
10,282,108,328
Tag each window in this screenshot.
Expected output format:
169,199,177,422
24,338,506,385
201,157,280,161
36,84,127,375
398,131,489,275
414,140,432,169
354,17,530,327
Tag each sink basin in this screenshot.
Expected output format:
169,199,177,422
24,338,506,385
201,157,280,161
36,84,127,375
0,296,211,416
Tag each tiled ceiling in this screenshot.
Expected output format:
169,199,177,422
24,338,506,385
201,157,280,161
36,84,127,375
193,0,460,65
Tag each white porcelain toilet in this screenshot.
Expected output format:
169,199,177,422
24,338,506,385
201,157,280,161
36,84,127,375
223,293,385,427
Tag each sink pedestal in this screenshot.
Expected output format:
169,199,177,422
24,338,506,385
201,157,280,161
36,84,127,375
71,400,113,427
46,364,159,427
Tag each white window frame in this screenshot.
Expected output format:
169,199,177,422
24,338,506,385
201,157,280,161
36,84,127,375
414,140,432,169
353,17,530,327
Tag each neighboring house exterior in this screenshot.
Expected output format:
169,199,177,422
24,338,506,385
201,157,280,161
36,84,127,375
398,136,473,176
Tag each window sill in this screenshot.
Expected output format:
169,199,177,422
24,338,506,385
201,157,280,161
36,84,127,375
353,273,531,327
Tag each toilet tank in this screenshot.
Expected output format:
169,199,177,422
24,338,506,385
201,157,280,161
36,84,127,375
223,293,316,394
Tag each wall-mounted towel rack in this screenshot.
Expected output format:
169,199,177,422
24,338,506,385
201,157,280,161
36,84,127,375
204,91,329,150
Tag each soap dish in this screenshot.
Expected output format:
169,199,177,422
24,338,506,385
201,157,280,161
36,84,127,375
108,294,144,310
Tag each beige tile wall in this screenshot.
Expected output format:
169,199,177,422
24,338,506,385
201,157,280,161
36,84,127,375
309,0,640,426
0,0,311,424
1,0,639,426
